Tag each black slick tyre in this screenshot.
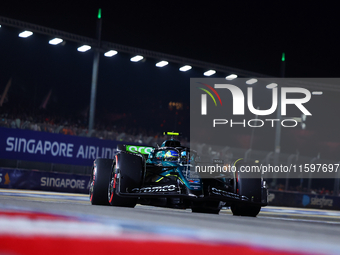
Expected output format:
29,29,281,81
108,163,137,207
90,158,113,205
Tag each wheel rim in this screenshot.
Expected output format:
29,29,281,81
108,175,114,203
108,165,116,203
89,167,95,202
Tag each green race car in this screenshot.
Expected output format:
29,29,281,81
90,132,267,216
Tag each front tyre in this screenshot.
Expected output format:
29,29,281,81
90,158,113,205
108,164,137,207
231,159,263,216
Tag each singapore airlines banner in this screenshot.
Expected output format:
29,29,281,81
0,168,90,194
0,127,122,166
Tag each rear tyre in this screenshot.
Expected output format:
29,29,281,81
108,164,137,207
231,204,261,217
90,158,113,205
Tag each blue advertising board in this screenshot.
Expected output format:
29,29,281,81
0,168,90,194
0,127,122,166
268,190,340,210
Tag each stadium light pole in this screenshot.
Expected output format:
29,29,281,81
88,8,102,135
274,53,285,156
272,53,285,187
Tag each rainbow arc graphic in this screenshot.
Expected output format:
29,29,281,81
198,82,222,115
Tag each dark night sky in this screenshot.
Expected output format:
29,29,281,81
1,1,340,159
1,1,339,77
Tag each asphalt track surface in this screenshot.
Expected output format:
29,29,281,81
1,189,340,255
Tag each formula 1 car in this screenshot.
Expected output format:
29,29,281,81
89,132,267,216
